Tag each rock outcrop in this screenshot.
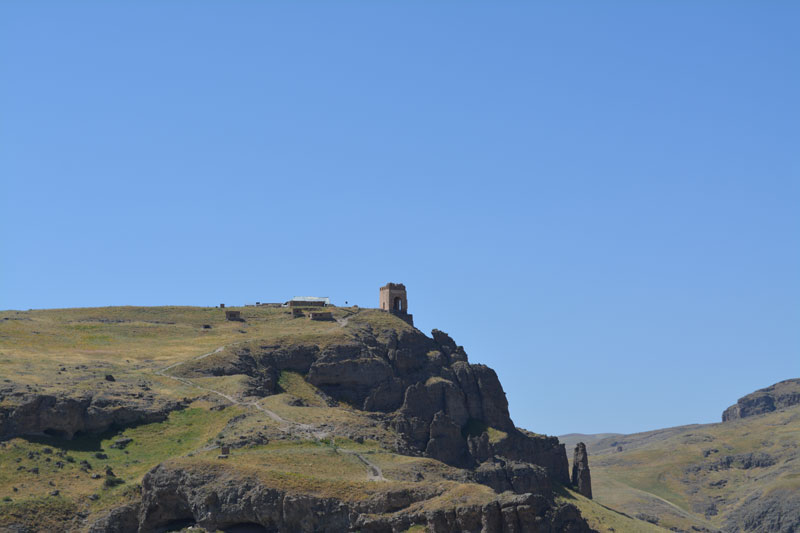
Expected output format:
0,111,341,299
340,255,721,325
722,378,800,421
88,461,592,533
0,307,599,533
571,443,592,499
88,503,140,533
724,489,800,533
0,314,590,533
180,325,571,483
0,388,183,440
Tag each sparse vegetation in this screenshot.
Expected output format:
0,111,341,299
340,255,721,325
578,404,800,532
1,306,528,531
555,486,667,532
0,405,236,518
4,304,684,531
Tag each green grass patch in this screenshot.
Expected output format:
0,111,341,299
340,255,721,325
555,486,667,532
0,406,235,509
0,495,77,532
278,371,326,407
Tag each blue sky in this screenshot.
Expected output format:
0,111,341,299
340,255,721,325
1,2,798,435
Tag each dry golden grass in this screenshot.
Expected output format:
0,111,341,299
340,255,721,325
1,305,618,532
0,306,352,366
369,452,467,484
164,450,405,503
584,405,800,532
556,486,668,532
0,305,391,406
278,371,327,407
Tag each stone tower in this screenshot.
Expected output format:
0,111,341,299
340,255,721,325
379,283,413,326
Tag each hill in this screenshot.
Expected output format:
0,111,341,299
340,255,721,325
558,434,622,453
0,305,664,532
565,383,800,533
722,379,800,422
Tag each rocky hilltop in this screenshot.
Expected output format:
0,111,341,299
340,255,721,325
722,378,800,422
0,305,641,532
174,323,571,481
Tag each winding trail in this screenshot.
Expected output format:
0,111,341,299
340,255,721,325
343,449,384,481
159,342,245,375
153,319,385,481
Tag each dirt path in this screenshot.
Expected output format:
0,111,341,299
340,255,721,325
159,341,248,374
343,450,385,481
154,336,385,481
155,343,313,432
335,307,361,327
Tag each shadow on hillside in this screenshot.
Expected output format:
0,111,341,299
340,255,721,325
554,484,636,519
554,483,577,500
17,420,152,452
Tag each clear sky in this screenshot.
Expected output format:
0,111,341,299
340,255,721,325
1,2,798,436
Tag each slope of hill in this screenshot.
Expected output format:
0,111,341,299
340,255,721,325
567,392,800,533
559,434,622,453
0,305,662,532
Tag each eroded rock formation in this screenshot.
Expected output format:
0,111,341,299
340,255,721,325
0,387,183,440
8,317,591,532
88,461,592,533
571,442,592,499
179,325,571,481
722,378,800,421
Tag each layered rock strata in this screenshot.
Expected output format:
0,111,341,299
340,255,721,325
89,461,592,533
0,388,183,440
722,378,800,421
181,326,571,482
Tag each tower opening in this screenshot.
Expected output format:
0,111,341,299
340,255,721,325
379,282,413,326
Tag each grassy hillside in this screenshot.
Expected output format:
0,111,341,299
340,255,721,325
0,306,537,531
559,433,622,452
570,405,800,532
555,486,668,533
0,306,391,528
0,305,670,532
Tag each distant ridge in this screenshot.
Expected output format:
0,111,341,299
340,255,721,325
558,379,800,532
722,378,800,421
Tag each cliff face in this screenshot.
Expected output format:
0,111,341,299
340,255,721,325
0,386,182,440
97,461,590,533
180,324,571,482
111,318,587,531
722,379,800,421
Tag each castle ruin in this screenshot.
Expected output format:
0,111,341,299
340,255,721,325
380,283,413,326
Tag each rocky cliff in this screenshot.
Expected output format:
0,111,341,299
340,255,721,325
85,319,592,532
88,460,590,533
0,385,183,440
178,324,572,482
0,306,594,533
722,378,800,421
